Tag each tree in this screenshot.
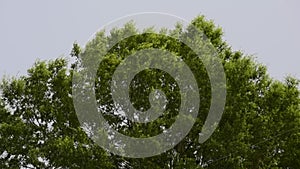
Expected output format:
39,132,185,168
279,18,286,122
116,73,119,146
0,60,115,168
1,15,299,168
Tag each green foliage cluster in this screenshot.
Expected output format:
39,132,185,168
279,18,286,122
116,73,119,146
0,16,299,168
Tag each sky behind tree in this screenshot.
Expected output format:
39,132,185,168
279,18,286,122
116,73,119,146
0,0,299,80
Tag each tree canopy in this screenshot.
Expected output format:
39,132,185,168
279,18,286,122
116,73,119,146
0,15,299,169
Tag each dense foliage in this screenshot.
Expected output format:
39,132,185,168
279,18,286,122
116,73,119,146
1,16,299,168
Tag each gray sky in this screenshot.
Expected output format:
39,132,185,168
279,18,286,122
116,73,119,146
1,0,299,81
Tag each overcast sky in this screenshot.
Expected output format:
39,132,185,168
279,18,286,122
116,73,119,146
1,0,299,81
